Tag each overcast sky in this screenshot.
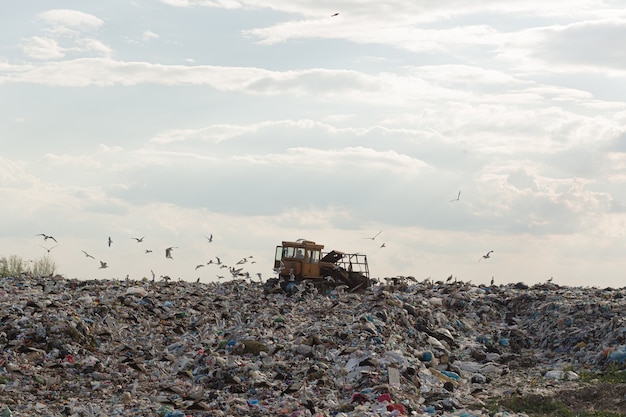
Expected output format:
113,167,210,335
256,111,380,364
2,1,626,287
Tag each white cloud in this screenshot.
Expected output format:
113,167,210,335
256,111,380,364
38,9,104,36
20,36,65,60
142,30,160,41
497,18,626,75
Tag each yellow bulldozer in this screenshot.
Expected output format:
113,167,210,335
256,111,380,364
267,239,371,293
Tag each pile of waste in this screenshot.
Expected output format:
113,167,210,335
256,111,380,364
0,275,624,416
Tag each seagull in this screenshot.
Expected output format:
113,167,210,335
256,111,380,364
99,261,108,269
446,274,453,283
40,244,58,253
215,256,222,265
195,264,205,270
108,237,113,247
479,250,494,261
165,247,177,259
490,276,495,286
145,249,153,253
380,243,386,248
331,12,339,17
132,237,144,243
37,233,57,243
150,270,156,281
364,230,382,240
450,190,461,202
206,234,213,243
81,250,95,259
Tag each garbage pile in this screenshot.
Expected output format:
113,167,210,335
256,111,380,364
0,275,624,416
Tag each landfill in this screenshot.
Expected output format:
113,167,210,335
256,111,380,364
0,275,624,416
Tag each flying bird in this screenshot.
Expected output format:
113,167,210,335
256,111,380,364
380,243,386,248
206,234,213,243
195,264,205,270
145,249,153,253
108,237,113,247
479,250,494,261
132,237,145,243
364,230,382,240
99,261,108,269
81,250,95,259
450,190,461,202
331,12,339,17
40,245,58,253
165,247,177,259
37,233,57,243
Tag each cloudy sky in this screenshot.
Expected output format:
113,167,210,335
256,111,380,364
2,1,626,287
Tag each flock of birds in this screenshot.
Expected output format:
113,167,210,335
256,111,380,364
33,190,496,282
34,232,263,282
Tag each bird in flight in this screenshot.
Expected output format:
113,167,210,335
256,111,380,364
331,12,339,17
364,230,382,240
145,249,153,253
195,264,205,270
206,234,213,243
40,244,58,253
99,261,108,269
81,250,95,259
450,190,461,202
132,237,144,243
165,247,178,259
37,233,57,243
479,250,494,261
380,243,386,248
108,237,113,247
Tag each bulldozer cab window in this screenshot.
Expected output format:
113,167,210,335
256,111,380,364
282,247,304,259
311,250,320,264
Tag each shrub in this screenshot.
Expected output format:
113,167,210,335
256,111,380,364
0,254,58,277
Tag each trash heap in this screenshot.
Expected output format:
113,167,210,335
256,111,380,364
0,275,624,417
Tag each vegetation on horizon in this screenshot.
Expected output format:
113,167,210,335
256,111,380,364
0,254,58,278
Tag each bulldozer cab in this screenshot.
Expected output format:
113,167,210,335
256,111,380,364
275,240,323,278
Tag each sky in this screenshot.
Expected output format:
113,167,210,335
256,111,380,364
1,1,626,288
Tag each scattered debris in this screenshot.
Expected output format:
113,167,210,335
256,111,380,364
0,275,624,416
